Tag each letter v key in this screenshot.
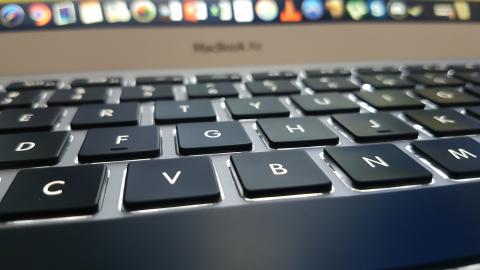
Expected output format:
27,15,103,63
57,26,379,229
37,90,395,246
162,171,182,185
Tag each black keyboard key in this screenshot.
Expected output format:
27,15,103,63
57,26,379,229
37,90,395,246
0,91,41,109
357,75,415,89
78,126,160,163
449,63,480,72
120,85,174,101
124,157,220,210
303,77,359,92
226,97,290,119
231,150,331,198
71,103,139,129
251,71,297,81
71,77,122,88
466,106,480,119
464,85,480,97
356,66,401,75
47,88,108,105
258,117,338,148
407,73,464,87
325,144,432,189
6,80,58,91
290,93,359,115
356,91,424,110
404,64,448,73
405,109,480,136
0,131,69,169
196,73,242,83
177,121,252,155
412,137,480,178
333,112,418,143
136,75,183,85
245,80,300,96
155,100,216,124
186,83,238,99
0,108,63,133
0,165,106,221
415,88,480,107
455,71,480,84
305,68,351,77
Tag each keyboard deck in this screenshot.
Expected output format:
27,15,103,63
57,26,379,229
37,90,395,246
1,61,480,269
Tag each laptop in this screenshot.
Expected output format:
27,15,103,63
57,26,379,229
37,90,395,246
0,1,480,269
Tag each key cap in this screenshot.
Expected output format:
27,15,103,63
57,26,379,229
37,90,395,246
225,97,290,119
0,108,63,133
245,80,300,96
0,91,41,109
356,91,424,110
47,88,109,105
404,64,448,73
412,137,480,178
186,83,238,99
449,63,480,72
71,103,139,129
466,106,480,119
0,131,69,169
136,75,183,85
325,144,432,189
303,77,359,92
415,88,480,107
231,150,331,198
251,71,297,81
290,93,359,115
404,109,480,136
464,85,480,97
332,112,418,143
120,85,174,101
71,77,122,88
6,79,58,91
78,126,160,163
177,121,252,155
124,157,220,210
305,68,351,77
0,165,106,221
407,73,464,87
357,75,415,89
196,73,242,83
455,71,480,84
155,100,216,124
257,117,338,148
355,66,401,75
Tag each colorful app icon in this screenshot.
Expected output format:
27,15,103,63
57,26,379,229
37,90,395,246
455,1,471,21
280,0,302,22
301,0,324,20
326,0,344,19
131,0,157,23
53,2,76,26
233,0,254,23
346,0,368,20
368,0,386,18
169,0,183,21
0,4,25,27
80,1,104,24
407,5,423,18
104,1,131,23
255,0,279,22
28,3,52,27
433,3,456,20
183,0,197,22
209,3,220,18
195,0,208,21
219,0,233,21
387,1,407,20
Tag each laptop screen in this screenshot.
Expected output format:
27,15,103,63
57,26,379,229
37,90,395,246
0,0,477,31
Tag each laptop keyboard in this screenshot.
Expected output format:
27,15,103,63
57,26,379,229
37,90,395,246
1,62,480,224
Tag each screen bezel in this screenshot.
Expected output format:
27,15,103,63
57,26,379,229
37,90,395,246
0,23,479,76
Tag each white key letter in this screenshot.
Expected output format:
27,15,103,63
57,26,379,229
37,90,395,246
434,115,455,124
269,163,288,175
286,124,305,133
249,102,261,110
204,130,221,138
448,148,477,160
18,113,33,122
179,105,190,113
362,156,389,168
15,142,35,152
99,109,114,118
116,135,129,145
42,180,65,196
162,171,182,185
